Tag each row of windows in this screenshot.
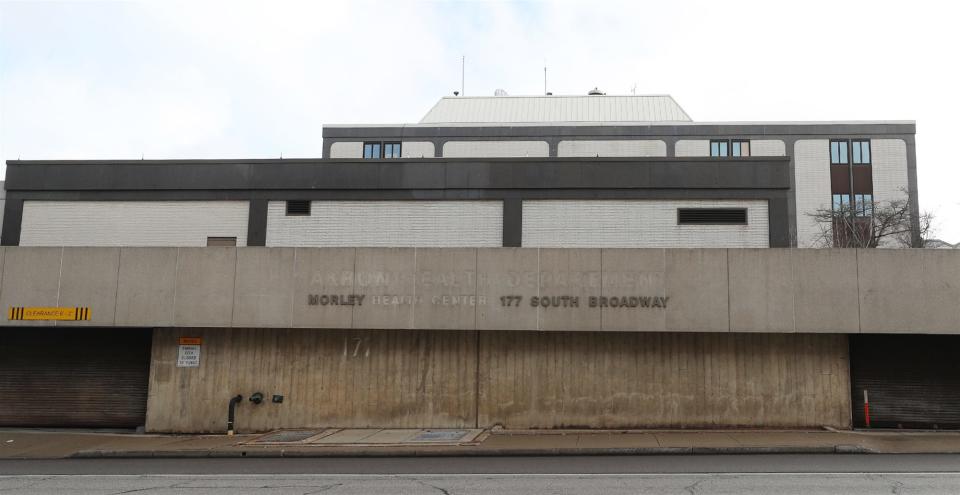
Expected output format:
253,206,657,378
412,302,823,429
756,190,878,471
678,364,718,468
710,140,750,157
285,201,747,225
355,139,873,161
831,139,871,165
832,193,873,217
363,141,401,159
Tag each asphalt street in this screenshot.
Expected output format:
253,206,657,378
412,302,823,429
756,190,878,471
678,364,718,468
3,454,960,494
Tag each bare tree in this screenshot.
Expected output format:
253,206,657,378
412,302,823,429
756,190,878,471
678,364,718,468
807,192,935,248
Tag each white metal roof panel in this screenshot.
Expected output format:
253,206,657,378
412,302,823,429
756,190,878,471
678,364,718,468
418,95,693,124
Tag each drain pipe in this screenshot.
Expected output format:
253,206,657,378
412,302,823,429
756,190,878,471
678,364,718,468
227,394,243,435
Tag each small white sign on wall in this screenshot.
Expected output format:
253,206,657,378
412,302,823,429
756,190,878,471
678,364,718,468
176,337,202,368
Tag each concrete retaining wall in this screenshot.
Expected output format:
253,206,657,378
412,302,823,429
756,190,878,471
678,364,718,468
146,328,851,432
0,247,956,334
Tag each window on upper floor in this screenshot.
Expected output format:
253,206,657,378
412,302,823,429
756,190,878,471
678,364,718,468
851,140,871,165
363,141,401,159
830,140,848,164
710,139,750,157
383,142,402,158
832,139,872,165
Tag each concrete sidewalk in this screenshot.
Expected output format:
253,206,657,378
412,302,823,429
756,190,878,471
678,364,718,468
4,428,960,459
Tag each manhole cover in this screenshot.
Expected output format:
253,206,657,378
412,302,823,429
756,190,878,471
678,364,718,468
411,430,469,442
254,430,321,443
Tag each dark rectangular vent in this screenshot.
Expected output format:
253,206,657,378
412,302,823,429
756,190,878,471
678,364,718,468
677,208,747,225
286,200,311,216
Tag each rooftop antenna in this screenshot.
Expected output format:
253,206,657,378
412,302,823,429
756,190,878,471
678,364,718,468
461,55,465,96
631,83,637,95
544,62,547,95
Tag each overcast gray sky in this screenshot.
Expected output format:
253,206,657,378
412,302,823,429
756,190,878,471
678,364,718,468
2,0,958,242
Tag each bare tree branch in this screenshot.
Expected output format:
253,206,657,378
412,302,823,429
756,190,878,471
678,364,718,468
805,188,936,248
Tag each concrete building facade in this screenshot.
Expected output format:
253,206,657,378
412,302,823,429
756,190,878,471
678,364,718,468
0,94,945,433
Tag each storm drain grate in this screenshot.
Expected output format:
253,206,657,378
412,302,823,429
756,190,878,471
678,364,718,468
410,430,471,442
253,430,321,443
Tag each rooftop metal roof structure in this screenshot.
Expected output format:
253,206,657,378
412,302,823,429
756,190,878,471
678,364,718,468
419,95,693,124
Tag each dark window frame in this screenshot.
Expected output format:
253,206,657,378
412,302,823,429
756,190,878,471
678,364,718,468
831,139,871,166
710,139,750,157
363,141,402,159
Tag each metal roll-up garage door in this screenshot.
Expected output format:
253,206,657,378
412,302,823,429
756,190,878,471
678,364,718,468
851,335,960,429
0,328,152,428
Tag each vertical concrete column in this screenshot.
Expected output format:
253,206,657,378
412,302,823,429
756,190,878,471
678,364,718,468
768,196,792,247
246,199,268,247
905,135,922,247
0,195,23,246
502,199,522,247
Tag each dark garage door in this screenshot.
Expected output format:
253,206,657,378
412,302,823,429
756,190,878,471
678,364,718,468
851,335,960,429
0,328,152,428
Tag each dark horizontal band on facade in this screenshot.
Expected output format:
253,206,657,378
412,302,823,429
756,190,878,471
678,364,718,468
4,158,791,192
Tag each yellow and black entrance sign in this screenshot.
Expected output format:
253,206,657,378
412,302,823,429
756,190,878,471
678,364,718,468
8,307,91,321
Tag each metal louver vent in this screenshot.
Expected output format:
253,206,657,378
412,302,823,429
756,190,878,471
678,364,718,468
677,208,747,225
286,200,311,216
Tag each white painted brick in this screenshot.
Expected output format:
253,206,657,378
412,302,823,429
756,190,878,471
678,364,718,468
750,140,786,156
20,201,249,247
557,140,667,157
794,140,832,247
675,140,710,157
329,141,363,158
871,139,909,205
401,141,435,158
266,201,502,247
442,141,549,158
522,200,769,248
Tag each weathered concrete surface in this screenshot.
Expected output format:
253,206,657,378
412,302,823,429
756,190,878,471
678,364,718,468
476,248,538,330
728,249,796,333
146,328,478,432
0,247,957,334
414,248,477,330
0,247,62,327
145,329,850,432
352,248,415,329
792,249,860,333
233,248,295,328
858,249,960,334
665,249,728,332
601,249,666,332
115,248,178,326
173,248,237,327
537,248,601,331
57,247,120,327
292,248,354,329
479,332,850,429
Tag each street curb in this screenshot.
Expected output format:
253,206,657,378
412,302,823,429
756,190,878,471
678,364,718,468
69,445,877,459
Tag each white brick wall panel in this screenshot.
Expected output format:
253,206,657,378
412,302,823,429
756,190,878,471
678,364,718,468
266,201,503,247
750,139,786,157
794,140,832,247
522,200,769,248
20,201,249,247
675,140,710,157
442,140,549,158
557,140,667,157
871,139,910,248
401,141,436,158
871,139,909,205
329,141,363,158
